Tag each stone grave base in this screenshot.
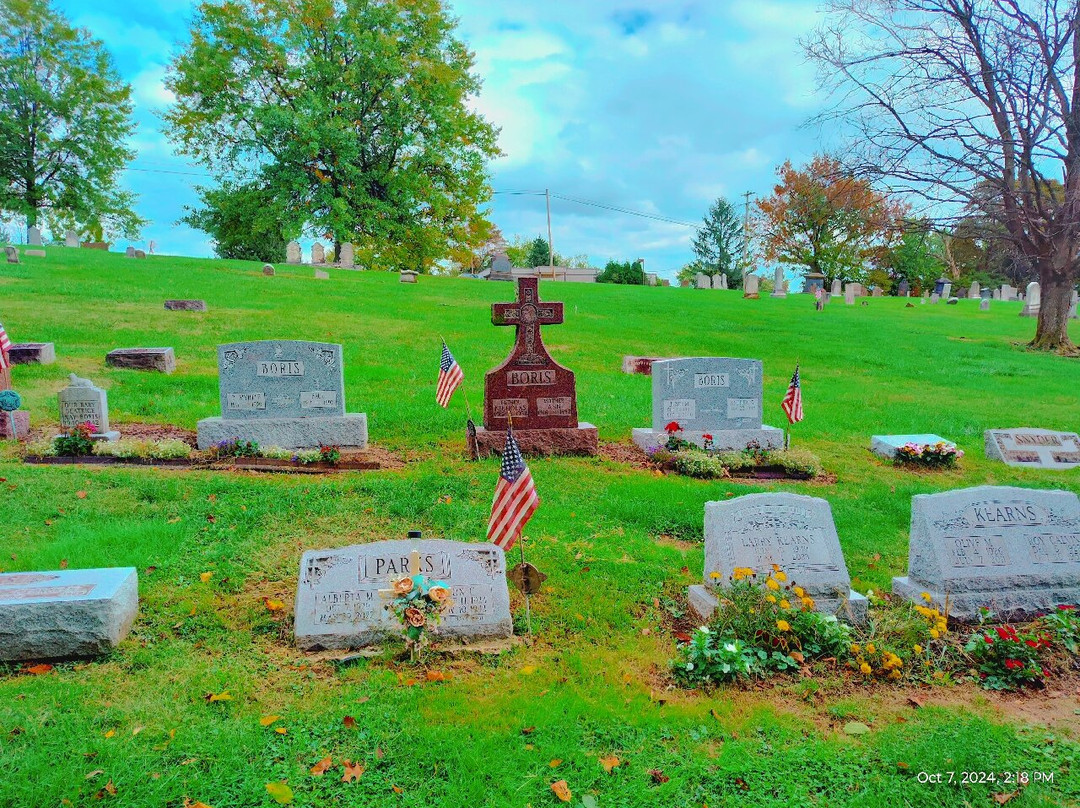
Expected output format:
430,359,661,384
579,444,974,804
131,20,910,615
870,434,955,461
106,347,176,374
9,342,56,364
632,425,784,453
0,567,138,661
892,576,1080,623
197,414,368,450
689,583,868,625
470,424,598,458
0,411,30,439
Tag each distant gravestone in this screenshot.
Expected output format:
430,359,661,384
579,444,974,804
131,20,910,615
930,293,940,304
339,242,354,268
871,434,957,461
488,252,513,282
770,268,787,298
106,347,175,374
872,286,884,297
64,229,78,248
125,246,135,258
831,278,842,296
8,342,56,364
196,340,367,450
893,486,1080,621
400,270,418,283
164,300,207,312
4,246,18,264
24,249,45,258
286,242,301,264
969,281,980,299
1020,281,1041,317
314,269,329,280
0,568,138,661
262,264,275,276
844,284,855,305
946,296,959,305
719,273,728,290
1000,284,1016,301
985,428,1080,469
743,274,759,297
690,493,867,623
27,226,42,246
695,272,710,290
898,279,910,297
980,298,990,311
58,374,119,441
632,357,783,452
311,242,325,264
133,249,146,259
294,538,513,650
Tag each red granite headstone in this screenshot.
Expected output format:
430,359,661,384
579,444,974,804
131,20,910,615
483,277,579,431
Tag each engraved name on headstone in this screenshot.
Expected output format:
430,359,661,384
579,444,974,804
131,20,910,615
985,428,1080,469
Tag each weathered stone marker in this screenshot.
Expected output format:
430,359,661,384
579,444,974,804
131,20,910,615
294,539,512,650
488,252,513,282
64,229,78,248
196,340,367,449
263,264,275,276
286,242,301,264
400,270,418,283
311,242,325,264
24,249,45,258
473,277,597,457
893,486,1080,621
164,300,207,312
770,267,786,297
632,357,784,451
845,284,855,305
58,374,119,441
4,246,18,264
339,242,354,268
7,342,55,365
1019,281,1041,317
985,428,1080,469
0,568,138,661
106,347,176,374
314,269,329,280
831,278,842,296
27,226,42,246
743,274,760,297
690,493,867,623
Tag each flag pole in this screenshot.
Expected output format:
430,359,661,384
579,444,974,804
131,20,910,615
442,335,479,456
507,413,534,646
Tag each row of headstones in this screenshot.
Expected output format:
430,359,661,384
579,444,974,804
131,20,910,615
285,241,355,268
6,483,1078,662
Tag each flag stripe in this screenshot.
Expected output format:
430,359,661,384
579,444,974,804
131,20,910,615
436,341,463,408
781,364,804,424
487,427,539,551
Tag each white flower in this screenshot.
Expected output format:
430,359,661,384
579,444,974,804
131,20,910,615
685,662,695,670
724,643,737,653
698,626,710,633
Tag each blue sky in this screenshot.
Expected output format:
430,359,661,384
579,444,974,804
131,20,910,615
59,0,835,279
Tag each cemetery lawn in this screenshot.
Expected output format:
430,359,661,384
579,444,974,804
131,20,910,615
2,248,1080,808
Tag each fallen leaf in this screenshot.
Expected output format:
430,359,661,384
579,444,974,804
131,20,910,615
906,696,924,709
131,726,144,736
356,697,370,705
896,762,909,770
205,692,232,702
77,491,87,499
789,651,805,664
59,559,68,569
24,663,53,675
709,709,722,721
199,572,212,583
146,566,157,574
994,792,1018,805
582,796,598,808
375,747,385,760
341,761,365,782
208,495,216,503
259,715,281,727
265,781,293,804
274,727,287,735
649,769,670,784
599,755,621,773
520,665,537,675
549,759,562,768
551,780,572,802
95,780,117,799
104,730,116,739
309,756,333,776
425,670,451,682
843,722,870,736
343,716,356,729
391,785,403,794
674,631,691,643
520,726,535,735
85,770,105,779
734,777,749,791
263,598,285,612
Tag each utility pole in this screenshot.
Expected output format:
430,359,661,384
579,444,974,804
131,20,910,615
545,188,554,279
638,257,645,286
742,190,753,274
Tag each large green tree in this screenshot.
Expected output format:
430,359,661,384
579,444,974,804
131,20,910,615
181,182,287,263
0,0,140,240
692,197,745,283
164,0,500,272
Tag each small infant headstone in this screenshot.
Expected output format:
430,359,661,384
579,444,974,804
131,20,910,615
314,269,329,280
621,356,677,375
985,428,1080,469
8,342,56,365
164,300,207,312
0,567,137,661
294,539,513,650
690,493,867,623
58,374,119,441
262,264,275,276
24,249,45,258
946,296,959,305
106,347,175,374
893,486,1080,621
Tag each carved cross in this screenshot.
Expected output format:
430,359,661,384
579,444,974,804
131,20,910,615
491,278,563,364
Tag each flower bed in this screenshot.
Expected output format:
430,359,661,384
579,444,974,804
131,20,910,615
895,441,963,468
644,422,825,480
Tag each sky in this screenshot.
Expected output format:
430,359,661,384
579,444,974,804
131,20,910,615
56,0,837,280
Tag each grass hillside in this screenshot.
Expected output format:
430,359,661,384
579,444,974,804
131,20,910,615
1,247,1078,807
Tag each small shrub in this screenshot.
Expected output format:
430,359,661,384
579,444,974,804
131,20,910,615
93,439,192,460
207,438,260,459
895,441,963,468
319,444,341,464
24,438,57,457
292,448,322,464
964,621,1050,690
54,422,96,456
1043,604,1080,653
775,448,823,478
259,446,294,460
671,450,729,479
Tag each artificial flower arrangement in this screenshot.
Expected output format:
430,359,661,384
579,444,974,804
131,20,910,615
387,573,454,661
895,441,964,468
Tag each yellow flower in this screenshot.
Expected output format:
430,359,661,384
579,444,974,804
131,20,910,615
776,620,791,632
866,643,876,655
766,594,777,603
793,586,805,597
929,628,940,639
771,563,781,573
766,578,780,591
932,671,944,680
779,599,791,609
859,662,872,674
709,571,722,580
774,571,787,582
801,597,815,609
920,592,932,602
888,669,902,680
913,644,924,655
850,643,861,654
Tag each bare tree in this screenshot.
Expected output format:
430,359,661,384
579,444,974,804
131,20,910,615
807,0,1080,354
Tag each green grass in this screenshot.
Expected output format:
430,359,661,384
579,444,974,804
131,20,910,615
1,248,1079,807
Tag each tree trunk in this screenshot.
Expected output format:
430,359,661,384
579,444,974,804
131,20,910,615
1029,245,1079,355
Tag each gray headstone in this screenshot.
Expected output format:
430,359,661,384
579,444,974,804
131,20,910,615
1020,281,1041,317
695,272,709,290
946,296,959,305
164,300,207,312
720,273,728,289
133,249,146,259
1001,284,1017,301
24,249,45,258
65,229,78,248
930,293,940,304
311,242,325,264
294,539,513,650
969,281,980,298
985,428,1080,469
196,340,367,449
871,434,956,461
743,274,759,296
57,374,118,440
871,286,883,297
893,486,1080,621
831,278,842,296
27,226,42,246
286,242,302,264
941,282,952,298
980,298,990,311
631,357,783,452
339,242,354,268
4,246,18,264
844,284,855,305
489,252,513,281
125,246,135,258
262,264,275,276
770,267,786,297
400,270,418,283
898,280,910,297
106,347,175,374
314,269,329,280
0,568,138,661
689,493,867,623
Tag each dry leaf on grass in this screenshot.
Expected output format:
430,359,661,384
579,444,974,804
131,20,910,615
599,755,621,773
205,692,232,702
550,780,572,802
341,761,365,783
343,716,357,729
310,756,333,776
265,782,293,804
259,715,280,727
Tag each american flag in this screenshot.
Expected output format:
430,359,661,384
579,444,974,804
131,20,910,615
487,427,539,551
0,322,11,371
436,341,463,408
781,364,804,424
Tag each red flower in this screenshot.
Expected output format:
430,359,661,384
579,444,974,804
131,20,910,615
983,634,994,644
995,625,1018,642
1025,639,1039,648
1004,659,1022,670
1042,668,1050,677
1058,604,1077,611
665,421,681,433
